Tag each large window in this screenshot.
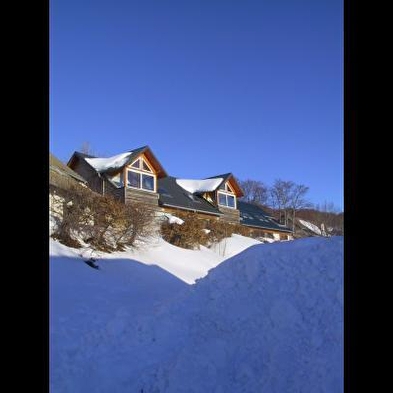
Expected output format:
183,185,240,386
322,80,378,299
217,181,236,208
126,156,156,192
218,192,235,208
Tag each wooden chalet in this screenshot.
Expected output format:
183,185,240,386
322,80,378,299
67,145,293,238
68,146,167,210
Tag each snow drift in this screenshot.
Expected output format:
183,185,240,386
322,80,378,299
135,236,343,392
50,236,343,393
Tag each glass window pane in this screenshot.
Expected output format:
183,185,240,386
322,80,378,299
219,182,225,190
227,195,235,207
131,159,140,168
142,174,154,190
128,171,140,188
218,193,227,206
142,160,152,172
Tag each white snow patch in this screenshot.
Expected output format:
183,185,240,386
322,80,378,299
210,233,261,257
85,152,132,172
163,213,184,225
176,178,223,194
299,218,322,235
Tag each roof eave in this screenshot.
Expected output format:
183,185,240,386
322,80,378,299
241,223,293,233
159,202,222,216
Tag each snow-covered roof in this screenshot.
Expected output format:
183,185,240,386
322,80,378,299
85,152,132,173
176,178,223,194
298,219,322,235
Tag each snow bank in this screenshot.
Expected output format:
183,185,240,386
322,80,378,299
210,233,261,257
50,236,342,393
137,236,343,393
85,152,132,172
106,234,260,284
176,178,223,194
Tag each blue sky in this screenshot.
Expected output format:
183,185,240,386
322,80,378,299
50,0,343,211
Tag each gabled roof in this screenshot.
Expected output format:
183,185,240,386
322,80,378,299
238,201,292,233
158,176,222,216
67,145,167,178
50,153,87,185
206,173,244,197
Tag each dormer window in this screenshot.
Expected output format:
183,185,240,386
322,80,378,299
126,156,156,192
130,158,153,172
217,181,236,208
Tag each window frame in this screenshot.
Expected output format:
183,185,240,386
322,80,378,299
217,181,237,209
126,156,156,192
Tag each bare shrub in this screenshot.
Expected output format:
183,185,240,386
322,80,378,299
160,211,209,249
231,223,252,237
113,202,156,251
50,185,154,252
160,212,259,250
205,219,236,243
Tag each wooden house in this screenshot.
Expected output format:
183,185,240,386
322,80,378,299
67,145,292,237
68,146,167,210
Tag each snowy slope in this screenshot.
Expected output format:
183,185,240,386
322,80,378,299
137,236,343,392
99,234,261,284
50,236,343,393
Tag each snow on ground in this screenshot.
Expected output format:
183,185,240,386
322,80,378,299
298,218,322,235
176,178,223,194
50,235,343,393
137,236,343,393
161,212,185,225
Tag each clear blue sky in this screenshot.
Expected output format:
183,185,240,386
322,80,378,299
50,0,343,211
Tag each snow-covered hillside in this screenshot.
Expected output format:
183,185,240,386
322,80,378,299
50,235,343,393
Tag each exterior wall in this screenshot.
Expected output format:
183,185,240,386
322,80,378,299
125,187,159,210
70,159,103,194
103,178,125,203
245,225,292,240
217,206,241,224
49,168,85,192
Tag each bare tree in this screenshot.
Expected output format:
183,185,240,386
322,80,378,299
80,142,96,156
289,184,310,234
316,201,343,236
238,179,269,206
270,179,295,226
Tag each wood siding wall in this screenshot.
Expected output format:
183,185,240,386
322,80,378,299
245,226,291,240
217,206,241,224
103,178,125,203
70,160,103,194
49,169,85,192
125,188,159,210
